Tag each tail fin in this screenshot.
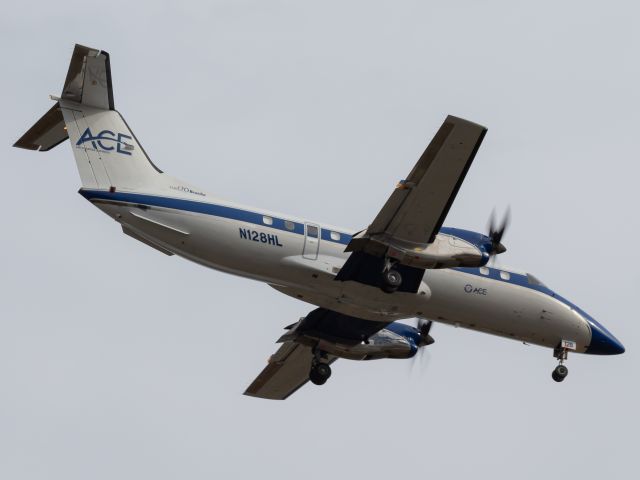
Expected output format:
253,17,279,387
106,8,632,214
14,44,162,190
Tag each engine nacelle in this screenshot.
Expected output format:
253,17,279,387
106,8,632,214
347,229,491,270
315,324,420,361
386,233,487,269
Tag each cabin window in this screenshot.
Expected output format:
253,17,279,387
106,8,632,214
500,271,511,281
479,267,489,275
330,231,341,241
307,225,319,238
262,216,273,226
284,220,295,231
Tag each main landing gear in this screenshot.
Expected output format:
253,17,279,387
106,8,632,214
552,344,571,382
309,349,332,386
381,258,402,294
309,363,332,385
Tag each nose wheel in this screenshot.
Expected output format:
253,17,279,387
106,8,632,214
551,342,574,383
552,364,569,382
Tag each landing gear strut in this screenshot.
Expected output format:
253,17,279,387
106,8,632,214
551,344,572,382
309,349,332,386
381,258,402,293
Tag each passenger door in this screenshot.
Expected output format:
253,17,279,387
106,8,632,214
303,223,320,260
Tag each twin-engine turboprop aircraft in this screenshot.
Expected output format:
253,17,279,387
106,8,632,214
14,45,625,399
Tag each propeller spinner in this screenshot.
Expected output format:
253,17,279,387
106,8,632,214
417,319,435,347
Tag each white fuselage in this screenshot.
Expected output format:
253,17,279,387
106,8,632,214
82,182,593,354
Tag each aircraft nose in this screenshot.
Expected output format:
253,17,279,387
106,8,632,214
585,319,625,355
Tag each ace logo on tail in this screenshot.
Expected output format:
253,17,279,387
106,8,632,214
76,128,133,155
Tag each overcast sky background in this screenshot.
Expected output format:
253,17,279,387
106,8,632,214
1,1,638,479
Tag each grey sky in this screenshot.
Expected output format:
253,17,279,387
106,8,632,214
2,1,638,478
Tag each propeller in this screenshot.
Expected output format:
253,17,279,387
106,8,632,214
417,318,435,347
487,207,511,257
410,319,434,372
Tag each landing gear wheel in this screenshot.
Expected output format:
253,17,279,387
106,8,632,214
309,370,326,385
315,363,331,379
381,269,402,293
552,364,569,382
309,363,332,386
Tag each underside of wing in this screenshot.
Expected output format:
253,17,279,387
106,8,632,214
244,308,391,400
244,342,336,400
334,251,427,293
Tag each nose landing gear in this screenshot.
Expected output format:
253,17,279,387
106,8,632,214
551,341,575,382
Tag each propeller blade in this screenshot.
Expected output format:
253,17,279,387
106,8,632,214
408,319,434,374
487,207,511,256
487,208,496,237
495,207,511,243
410,344,431,375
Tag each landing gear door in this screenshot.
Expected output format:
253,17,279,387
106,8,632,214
303,223,320,260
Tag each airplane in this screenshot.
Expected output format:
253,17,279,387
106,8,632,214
14,44,625,399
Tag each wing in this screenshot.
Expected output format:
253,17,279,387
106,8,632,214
359,115,487,248
244,308,391,400
336,115,487,292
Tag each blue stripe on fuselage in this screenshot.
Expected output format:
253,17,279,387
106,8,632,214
79,188,348,244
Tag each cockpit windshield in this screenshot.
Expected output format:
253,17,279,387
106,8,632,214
527,273,547,288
